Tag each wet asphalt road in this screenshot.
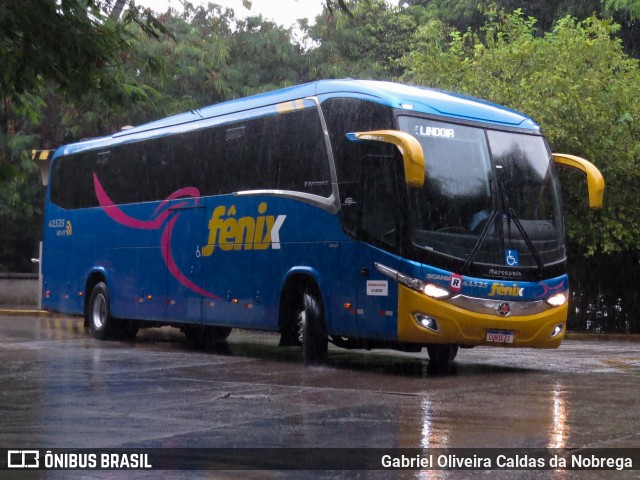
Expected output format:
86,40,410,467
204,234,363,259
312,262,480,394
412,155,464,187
0,313,639,479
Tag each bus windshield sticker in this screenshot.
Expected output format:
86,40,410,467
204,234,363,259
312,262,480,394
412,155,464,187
450,274,462,292
414,125,455,139
505,249,519,266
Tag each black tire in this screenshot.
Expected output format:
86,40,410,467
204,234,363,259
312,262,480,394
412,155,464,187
298,291,328,365
426,344,458,367
87,282,114,341
117,320,139,340
183,326,205,349
203,326,232,349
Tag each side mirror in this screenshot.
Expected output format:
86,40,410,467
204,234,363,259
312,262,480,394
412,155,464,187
552,153,605,209
346,130,425,188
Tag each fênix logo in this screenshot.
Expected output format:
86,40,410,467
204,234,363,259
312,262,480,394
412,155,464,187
202,202,286,255
488,283,524,298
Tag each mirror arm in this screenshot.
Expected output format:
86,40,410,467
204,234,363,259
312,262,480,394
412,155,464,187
552,153,605,209
347,130,425,188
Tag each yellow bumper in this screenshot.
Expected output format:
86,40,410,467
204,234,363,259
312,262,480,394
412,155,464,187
397,285,567,348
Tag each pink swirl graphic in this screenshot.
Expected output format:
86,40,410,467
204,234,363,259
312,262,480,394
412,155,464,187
94,173,220,300
161,215,219,299
539,277,568,299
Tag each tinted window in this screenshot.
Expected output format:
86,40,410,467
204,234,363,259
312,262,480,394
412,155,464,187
272,108,331,196
49,152,96,209
221,107,331,195
49,104,332,209
321,98,395,235
360,156,402,250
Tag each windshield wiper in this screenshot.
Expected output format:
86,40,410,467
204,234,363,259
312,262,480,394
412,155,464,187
461,209,499,274
462,166,545,276
492,161,545,276
505,207,544,274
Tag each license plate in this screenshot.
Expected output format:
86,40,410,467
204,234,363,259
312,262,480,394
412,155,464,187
486,329,515,343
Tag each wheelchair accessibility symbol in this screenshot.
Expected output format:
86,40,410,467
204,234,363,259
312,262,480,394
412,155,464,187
505,249,519,266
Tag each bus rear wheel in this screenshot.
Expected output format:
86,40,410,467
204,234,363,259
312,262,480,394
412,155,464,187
297,291,328,365
87,282,114,341
426,344,458,367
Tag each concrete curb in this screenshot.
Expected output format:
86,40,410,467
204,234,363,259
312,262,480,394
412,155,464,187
0,308,51,316
565,332,640,342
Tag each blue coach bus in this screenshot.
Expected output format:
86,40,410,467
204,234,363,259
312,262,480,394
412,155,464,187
41,80,604,366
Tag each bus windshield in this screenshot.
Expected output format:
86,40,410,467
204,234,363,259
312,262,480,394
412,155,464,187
397,116,565,270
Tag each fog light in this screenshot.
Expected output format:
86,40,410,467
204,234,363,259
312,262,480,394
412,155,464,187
414,313,439,332
550,323,564,338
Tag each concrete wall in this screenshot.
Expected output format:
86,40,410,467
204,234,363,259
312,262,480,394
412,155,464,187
0,273,39,306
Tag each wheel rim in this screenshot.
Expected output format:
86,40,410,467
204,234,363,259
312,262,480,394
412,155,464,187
92,293,106,330
297,309,306,344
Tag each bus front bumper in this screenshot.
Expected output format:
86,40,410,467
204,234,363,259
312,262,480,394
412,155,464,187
397,285,567,349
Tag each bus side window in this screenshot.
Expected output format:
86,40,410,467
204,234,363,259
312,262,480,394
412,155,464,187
359,156,401,250
50,153,95,209
320,97,395,237
275,108,331,197
223,119,264,192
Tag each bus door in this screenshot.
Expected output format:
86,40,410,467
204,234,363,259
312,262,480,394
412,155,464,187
164,202,207,324
355,155,405,340
200,198,255,328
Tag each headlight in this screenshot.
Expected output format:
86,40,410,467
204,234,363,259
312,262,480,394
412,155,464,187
423,283,451,299
546,292,568,307
375,262,452,299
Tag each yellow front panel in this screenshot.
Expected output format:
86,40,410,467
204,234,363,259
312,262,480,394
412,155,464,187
397,285,567,348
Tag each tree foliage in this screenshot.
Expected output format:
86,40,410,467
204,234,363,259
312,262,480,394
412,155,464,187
0,0,169,271
0,0,166,114
316,0,421,78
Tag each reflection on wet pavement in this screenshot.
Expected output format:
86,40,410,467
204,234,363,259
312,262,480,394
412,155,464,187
0,315,638,479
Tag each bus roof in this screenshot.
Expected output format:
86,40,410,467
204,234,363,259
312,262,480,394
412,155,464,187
58,79,540,155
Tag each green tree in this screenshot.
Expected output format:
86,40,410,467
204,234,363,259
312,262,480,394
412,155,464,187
0,0,166,270
121,2,307,112
404,0,640,56
605,0,640,18
306,0,419,79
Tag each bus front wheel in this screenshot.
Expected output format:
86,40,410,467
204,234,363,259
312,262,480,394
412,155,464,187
88,282,114,341
426,344,458,367
298,291,328,365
